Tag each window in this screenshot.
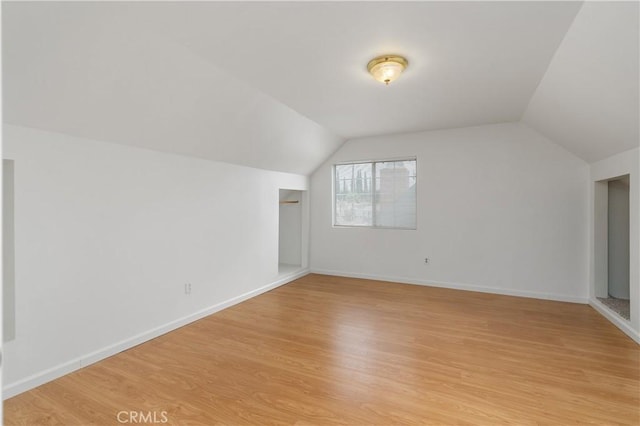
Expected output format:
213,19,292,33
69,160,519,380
334,158,416,229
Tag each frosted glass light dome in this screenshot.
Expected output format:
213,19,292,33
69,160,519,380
367,55,408,85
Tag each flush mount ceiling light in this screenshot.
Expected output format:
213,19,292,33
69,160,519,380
367,55,409,85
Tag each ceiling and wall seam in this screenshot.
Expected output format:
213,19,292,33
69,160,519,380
519,2,585,123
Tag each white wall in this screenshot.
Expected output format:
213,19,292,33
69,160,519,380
3,160,16,343
310,123,589,302
590,148,639,342
2,124,309,397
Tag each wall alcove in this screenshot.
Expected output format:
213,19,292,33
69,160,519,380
278,189,305,277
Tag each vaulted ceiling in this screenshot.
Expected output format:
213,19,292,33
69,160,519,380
522,1,639,163
3,2,638,174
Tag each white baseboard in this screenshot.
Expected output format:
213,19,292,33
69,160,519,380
589,298,640,344
3,269,309,399
310,269,589,304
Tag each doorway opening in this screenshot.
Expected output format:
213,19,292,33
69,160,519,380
595,175,630,320
278,189,304,277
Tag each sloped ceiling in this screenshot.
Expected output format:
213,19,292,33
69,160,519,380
4,1,636,172
2,2,344,175
523,1,639,163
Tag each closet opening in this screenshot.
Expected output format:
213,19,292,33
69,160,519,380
594,175,630,321
278,189,304,277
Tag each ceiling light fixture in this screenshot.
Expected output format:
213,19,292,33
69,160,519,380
367,55,408,85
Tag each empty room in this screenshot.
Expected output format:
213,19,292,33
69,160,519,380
2,1,639,425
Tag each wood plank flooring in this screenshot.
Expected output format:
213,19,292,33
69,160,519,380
5,274,640,425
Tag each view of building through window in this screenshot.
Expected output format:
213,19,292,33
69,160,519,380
334,159,416,228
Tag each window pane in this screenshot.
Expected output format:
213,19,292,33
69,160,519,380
374,160,416,228
335,163,373,226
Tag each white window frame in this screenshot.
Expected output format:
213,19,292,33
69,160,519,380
332,157,417,230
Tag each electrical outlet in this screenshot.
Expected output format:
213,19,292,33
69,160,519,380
424,258,430,264
185,283,192,295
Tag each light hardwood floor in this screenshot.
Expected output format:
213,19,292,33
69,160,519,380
5,274,640,425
